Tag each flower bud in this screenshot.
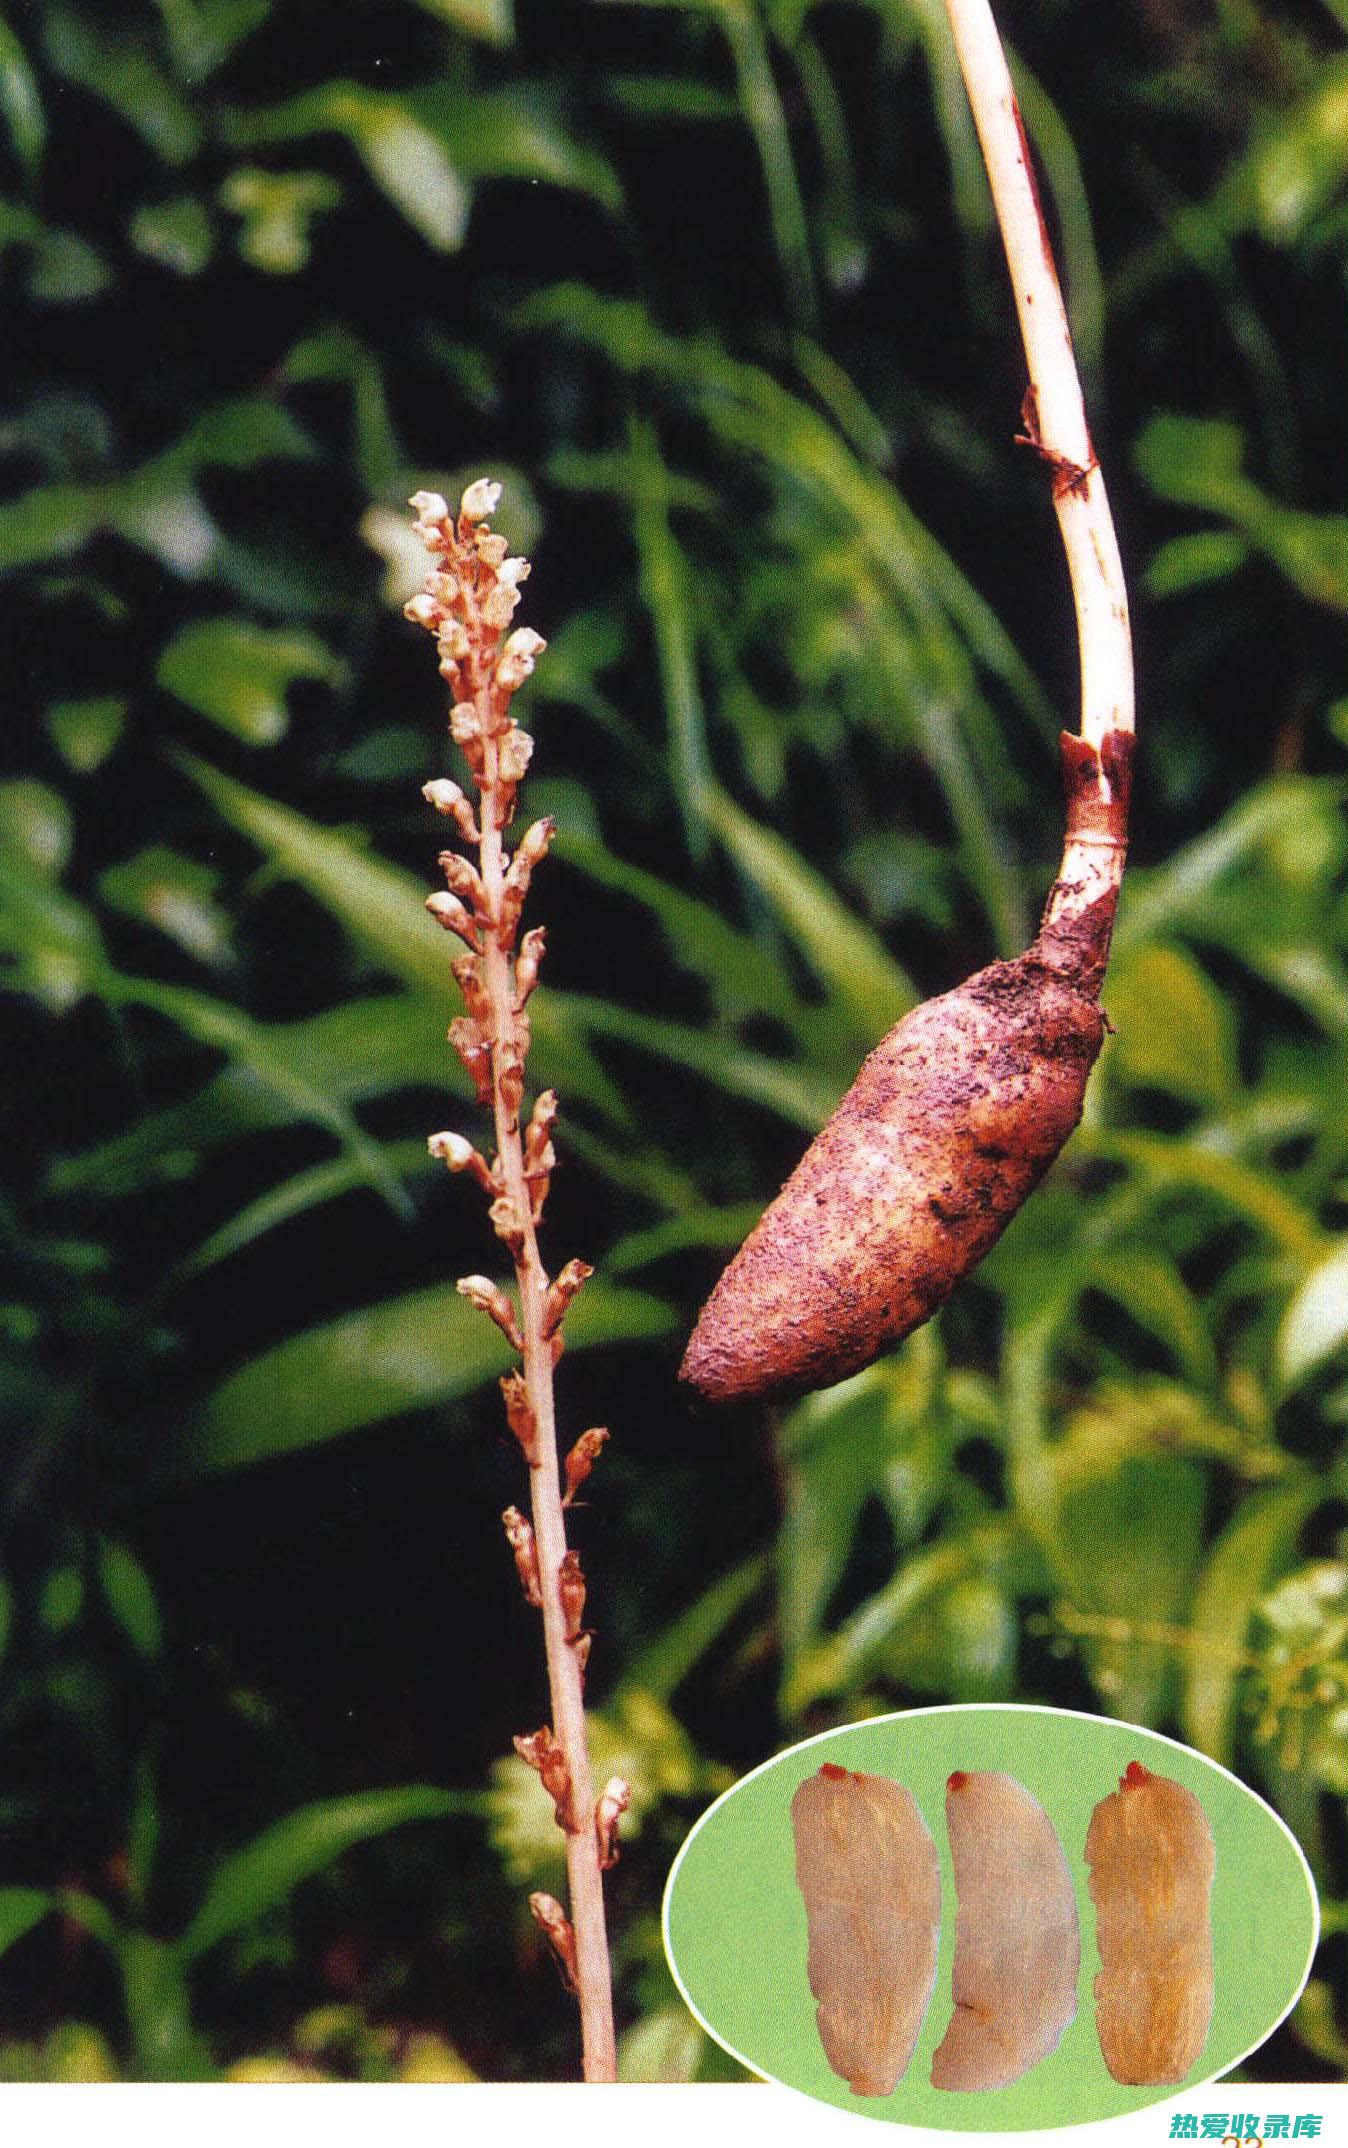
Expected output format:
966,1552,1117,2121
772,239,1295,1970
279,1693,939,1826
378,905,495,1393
425,891,478,946
428,1130,476,1170
595,1777,632,1871
403,592,441,629
460,477,502,523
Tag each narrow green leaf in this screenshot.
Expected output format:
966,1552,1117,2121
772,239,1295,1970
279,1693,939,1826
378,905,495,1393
0,1889,53,1958
109,974,411,1217
174,1140,432,1281
707,786,916,1042
175,755,633,1126
159,1279,678,1482
628,413,713,857
177,1787,460,1963
563,991,837,1129
557,827,815,1042
1087,1129,1326,1264
1182,1480,1322,1765
619,1552,770,1704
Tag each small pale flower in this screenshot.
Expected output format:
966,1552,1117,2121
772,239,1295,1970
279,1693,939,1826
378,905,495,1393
404,592,441,629
428,1130,476,1170
481,584,521,632
496,626,547,691
497,557,531,591
408,489,450,524
460,477,502,523
422,777,467,815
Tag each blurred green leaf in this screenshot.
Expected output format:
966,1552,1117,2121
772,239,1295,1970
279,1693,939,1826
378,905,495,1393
0,20,45,174
707,785,917,1044
43,8,199,163
45,696,127,773
218,166,341,274
223,84,470,250
108,974,411,1214
160,1279,678,1481
410,0,514,41
0,779,71,879
1103,944,1235,1106
618,2006,706,2083
1049,1417,1206,1723
129,195,214,275
1279,1241,1348,1389
778,1343,947,1684
0,1890,54,1959
100,847,231,965
176,1787,459,1962
157,619,341,744
1183,1480,1322,1765
411,85,621,208
95,1539,163,1659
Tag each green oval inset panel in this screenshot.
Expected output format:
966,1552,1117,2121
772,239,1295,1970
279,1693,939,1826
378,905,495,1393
663,1705,1317,2129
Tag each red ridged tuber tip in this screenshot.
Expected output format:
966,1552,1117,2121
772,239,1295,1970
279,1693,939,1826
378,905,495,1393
947,1770,969,1792
1122,1761,1152,1790
819,1762,851,1781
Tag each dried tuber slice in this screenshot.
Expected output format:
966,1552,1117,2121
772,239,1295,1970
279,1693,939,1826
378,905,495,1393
681,730,1133,1405
932,1769,1080,2091
790,1762,942,2097
1086,1760,1216,2086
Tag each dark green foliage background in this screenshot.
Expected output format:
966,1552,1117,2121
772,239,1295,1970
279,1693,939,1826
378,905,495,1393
1,0,1346,2086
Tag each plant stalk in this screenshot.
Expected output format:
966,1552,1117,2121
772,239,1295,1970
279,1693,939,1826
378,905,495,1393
477,742,618,2084
941,0,1135,924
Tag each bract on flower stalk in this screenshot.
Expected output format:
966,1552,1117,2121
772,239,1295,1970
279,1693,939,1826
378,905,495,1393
406,482,618,2082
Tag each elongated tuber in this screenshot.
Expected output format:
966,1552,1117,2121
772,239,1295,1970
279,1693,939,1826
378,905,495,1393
682,733,1132,1404
1086,1760,1215,2086
790,1763,942,2097
932,1769,1080,2092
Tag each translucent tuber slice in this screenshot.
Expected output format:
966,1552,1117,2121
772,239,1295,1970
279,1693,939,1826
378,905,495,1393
790,1763,942,2097
1085,1760,1216,2085
932,1769,1080,2091
681,731,1133,1406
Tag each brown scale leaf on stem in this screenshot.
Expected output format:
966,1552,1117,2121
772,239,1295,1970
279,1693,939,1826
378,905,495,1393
681,731,1134,1405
